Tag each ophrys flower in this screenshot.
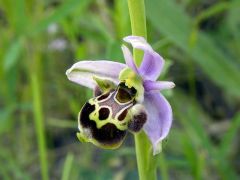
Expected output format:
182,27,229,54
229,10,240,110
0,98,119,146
66,36,175,155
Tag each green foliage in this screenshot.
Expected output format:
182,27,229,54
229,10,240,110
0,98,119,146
0,0,240,179
146,0,240,98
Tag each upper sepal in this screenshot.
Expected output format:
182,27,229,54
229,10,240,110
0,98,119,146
66,60,127,89
123,36,164,81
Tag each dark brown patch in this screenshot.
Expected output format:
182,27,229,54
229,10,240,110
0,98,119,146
99,107,110,120
116,88,131,103
97,92,110,101
129,86,137,95
118,109,128,121
116,82,136,103
128,112,147,132
79,102,95,128
93,123,126,145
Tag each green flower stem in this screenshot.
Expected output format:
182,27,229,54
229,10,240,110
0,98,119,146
127,0,147,66
127,0,157,180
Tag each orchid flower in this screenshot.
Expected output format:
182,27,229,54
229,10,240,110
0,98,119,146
66,36,175,155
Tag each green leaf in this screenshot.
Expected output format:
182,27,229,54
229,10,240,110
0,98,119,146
219,112,240,158
1,0,28,34
3,38,24,72
61,153,74,180
113,0,131,38
146,0,240,97
172,91,213,154
172,91,238,179
0,105,16,134
29,0,92,35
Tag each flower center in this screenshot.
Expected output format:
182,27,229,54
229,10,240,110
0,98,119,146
119,67,144,103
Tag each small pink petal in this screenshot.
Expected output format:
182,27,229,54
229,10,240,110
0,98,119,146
121,45,138,73
144,80,175,92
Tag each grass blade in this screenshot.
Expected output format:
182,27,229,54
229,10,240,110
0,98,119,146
3,38,24,72
29,0,92,35
219,112,240,158
146,0,240,97
31,74,48,180
61,153,74,180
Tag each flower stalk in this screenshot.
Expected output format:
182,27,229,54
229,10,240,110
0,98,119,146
127,0,157,180
127,0,147,66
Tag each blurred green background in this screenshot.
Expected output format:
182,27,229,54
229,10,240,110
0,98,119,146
0,0,240,179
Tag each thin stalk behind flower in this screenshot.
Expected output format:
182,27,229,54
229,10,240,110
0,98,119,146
127,0,147,66
127,0,157,180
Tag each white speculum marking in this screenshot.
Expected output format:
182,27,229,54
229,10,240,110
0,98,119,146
88,90,134,131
